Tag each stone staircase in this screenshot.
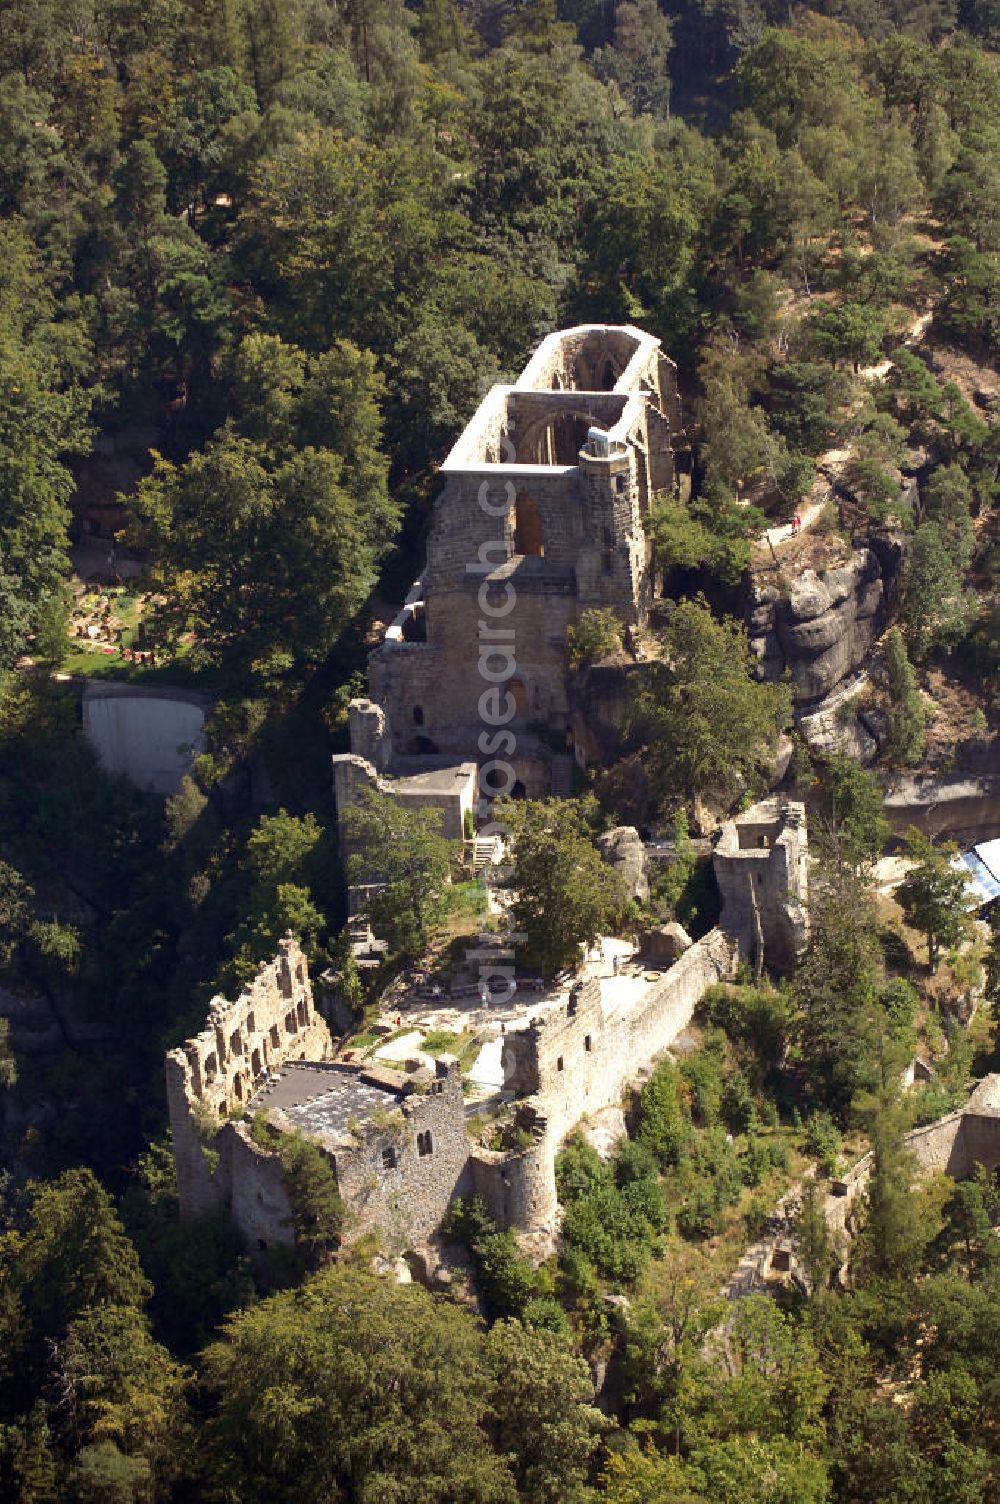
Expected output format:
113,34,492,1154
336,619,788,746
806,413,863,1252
550,755,574,798
472,834,504,874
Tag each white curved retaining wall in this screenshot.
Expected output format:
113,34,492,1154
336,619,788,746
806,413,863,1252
83,688,207,795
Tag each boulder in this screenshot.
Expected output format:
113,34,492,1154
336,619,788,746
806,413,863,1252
598,825,649,902
798,699,878,765
901,445,930,476
766,734,795,788
642,921,693,967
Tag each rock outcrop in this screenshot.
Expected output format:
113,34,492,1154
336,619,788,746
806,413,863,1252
750,545,901,706
598,825,649,902
641,921,693,967
798,691,879,765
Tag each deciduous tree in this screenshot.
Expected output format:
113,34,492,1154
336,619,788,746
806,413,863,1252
500,797,629,977
344,787,454,961
631,599,791,809
897,829,974,969
198,1265,517,1503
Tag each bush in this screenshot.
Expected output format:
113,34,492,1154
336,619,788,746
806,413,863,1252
804,1111,842,1178
744,1194,770,1241
721,1071,757,1136
680,1032,726,1125
521,1296,571,1336
742,1135,771,1188
278,1132,346,1265
675,855,722,938
637,1058,691,1167
556,1136,666,1285
742,1134,789,1188
676,1127,744,1239
881,977,919,1051
474,1231,537,1318
567,608,624,669
441,1196,538,1319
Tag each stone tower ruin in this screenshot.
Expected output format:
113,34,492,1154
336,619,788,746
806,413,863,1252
355,323,685,796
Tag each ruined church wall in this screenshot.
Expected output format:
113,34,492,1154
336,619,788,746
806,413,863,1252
384,583,578,754
713,804,808,972
903,1107,969,1178
511,928,741,1147
331,747,475,843
469,1133,559,1233
164,1051,224,1221
487,805,804,1233
952,1109,1000,1175
425,470,584,581
823,1105,976,1244
223,1125,296,1250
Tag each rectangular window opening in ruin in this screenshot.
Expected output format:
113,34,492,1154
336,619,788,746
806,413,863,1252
557,1056,564,1072
204,1053,217,1083
296,999,307,1026
251,1048,262,1076
270,1024,280,1049
382,1146,398,1170
285,1011,297,1034
246,1011,255,1033
417,1131,434,1157
230,1030,242,1056
585,1036,592,1052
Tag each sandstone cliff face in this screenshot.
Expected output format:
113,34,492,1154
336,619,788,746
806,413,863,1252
749,543,901,706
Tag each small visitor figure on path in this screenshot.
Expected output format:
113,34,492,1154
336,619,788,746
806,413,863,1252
792,513,802,535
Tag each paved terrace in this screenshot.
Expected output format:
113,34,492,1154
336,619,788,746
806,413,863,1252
401,937,674,1091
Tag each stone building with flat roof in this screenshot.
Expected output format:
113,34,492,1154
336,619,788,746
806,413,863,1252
166,936,471,1250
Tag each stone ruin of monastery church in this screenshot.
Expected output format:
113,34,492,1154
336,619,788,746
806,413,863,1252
332,323,687,828
164,320,1000,1270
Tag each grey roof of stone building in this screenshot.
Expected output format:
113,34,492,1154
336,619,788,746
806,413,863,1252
249,1061,403,1138
394,764,477,795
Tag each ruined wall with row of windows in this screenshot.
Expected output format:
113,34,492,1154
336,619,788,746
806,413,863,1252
326,1063,471,1247
165,935,333,1220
